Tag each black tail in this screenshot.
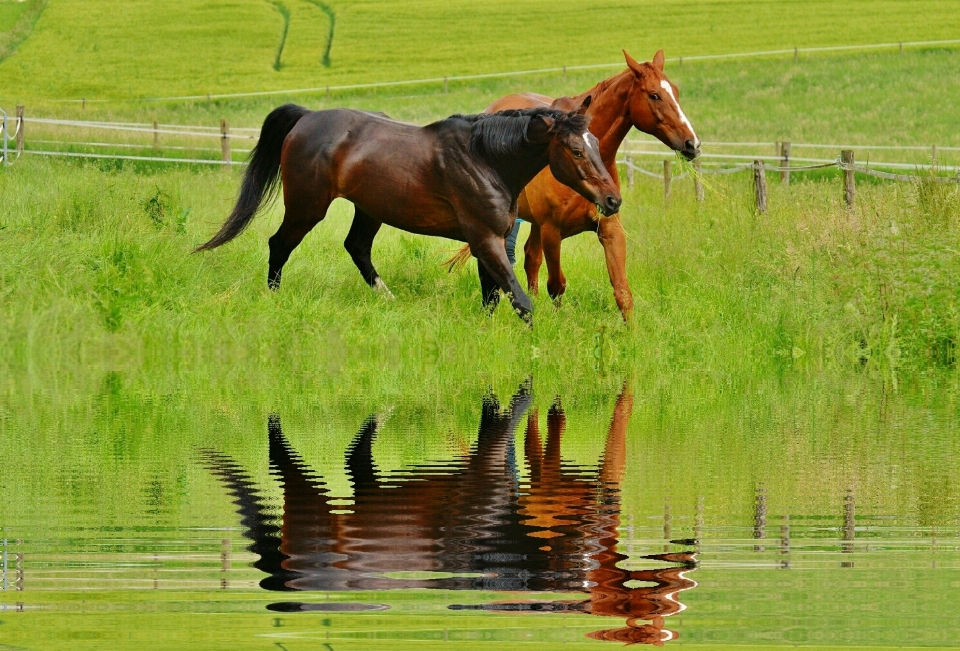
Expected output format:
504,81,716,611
194,104,310,251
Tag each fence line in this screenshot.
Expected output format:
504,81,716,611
620,149,960,172
22,117,257,140
21,150,246,165
627,140,960,153
6,39,960,104
619,150,960,213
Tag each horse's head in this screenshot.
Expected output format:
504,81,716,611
623,49,700,160
528,101,622,217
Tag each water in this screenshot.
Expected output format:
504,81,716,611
2,376,959,650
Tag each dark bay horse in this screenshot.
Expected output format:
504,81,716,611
203,382,699,645
195,103,621,322
451,50,700,320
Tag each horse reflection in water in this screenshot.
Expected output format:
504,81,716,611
204,383,697,645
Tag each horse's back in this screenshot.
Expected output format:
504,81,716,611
483,93,553,113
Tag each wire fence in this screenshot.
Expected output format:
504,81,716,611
618,152,960,214
4,110,960,216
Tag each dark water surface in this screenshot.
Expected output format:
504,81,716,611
2,377,959,650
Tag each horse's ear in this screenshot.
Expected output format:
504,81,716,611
527,115,555,142
577,95,592,115
652,49,665,71
623,49,645,77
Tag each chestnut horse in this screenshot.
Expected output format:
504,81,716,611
204,382,698,644
196,103,620,322
452,50,700,320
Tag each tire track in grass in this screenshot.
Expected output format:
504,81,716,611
0,0,47,63
267,0,291,71
305,0,336,67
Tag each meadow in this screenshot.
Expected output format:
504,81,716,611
2,0,960,102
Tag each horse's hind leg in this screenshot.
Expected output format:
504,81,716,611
540,224,567,304
477,261,501,311
523,221,544,295
267,191,331,290
344,207,393,297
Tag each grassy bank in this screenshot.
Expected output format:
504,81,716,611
1,154,958,382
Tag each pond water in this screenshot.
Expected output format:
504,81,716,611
1,375,959,650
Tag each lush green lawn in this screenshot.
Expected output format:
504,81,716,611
1,0,960,101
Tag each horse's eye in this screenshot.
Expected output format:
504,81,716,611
573,150,584,158
650,93,661,101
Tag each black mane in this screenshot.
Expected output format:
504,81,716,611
443,108,588,160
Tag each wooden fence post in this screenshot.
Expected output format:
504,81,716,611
753,159,767,213
932,144,938,166
841,150,855,208
663,159,671,202
693,159,704,202
794,47,798,62
15,105,24,154
780,141,791,185
153,120,159,151
220,119,231,168
625,156,634,188
443,76,448,93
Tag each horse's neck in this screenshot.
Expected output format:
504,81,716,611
495,149,551,198
575,70,635,162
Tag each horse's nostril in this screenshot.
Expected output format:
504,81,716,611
684,139,697,152
605,195,622,214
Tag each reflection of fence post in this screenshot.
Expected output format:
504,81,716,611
753,160,767,213
664,502,672,552
780,141,791,185
626,156,634,188
780,515,790,568
754,486,767,551
221,538,231,589
695,496,704,542
16,106,25,155
663,160,671,203
842,150,855,208
842,489,855,563
220,119,232,168
15,552,24,591
693,159,704,202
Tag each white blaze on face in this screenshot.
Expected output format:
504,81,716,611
582,131,599,155
660,80,700,148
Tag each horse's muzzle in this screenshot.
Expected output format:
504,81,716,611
681,139,701,160
600,194,622,216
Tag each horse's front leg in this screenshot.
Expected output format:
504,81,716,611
469,233,533,323
597,214,634,321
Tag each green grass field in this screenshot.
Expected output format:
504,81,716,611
1,0,958,381
2,0,960,101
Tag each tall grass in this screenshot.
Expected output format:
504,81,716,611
1,155,957,385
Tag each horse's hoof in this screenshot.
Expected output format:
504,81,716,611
373,277,396,299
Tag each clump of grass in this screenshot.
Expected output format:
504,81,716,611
911,166,960,229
